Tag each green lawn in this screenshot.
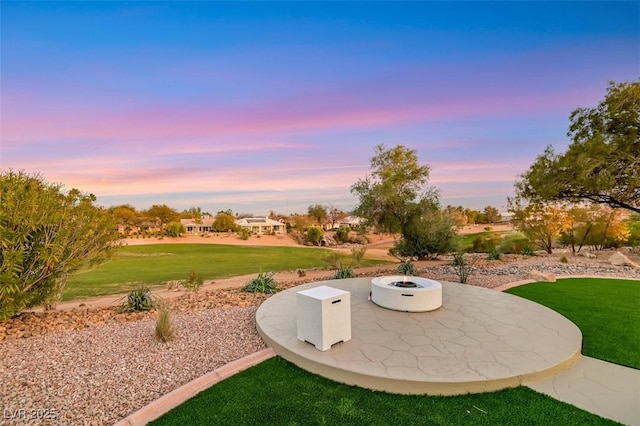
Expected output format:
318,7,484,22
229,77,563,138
151,356,616,426
64,244,389,301
507,278,640,369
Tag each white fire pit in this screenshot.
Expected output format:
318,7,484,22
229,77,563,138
371,276,442,312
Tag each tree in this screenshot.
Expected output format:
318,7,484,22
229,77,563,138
482,206,502,224
510,202,569,254
515,81,640,213
351,144,437,234
166,221,186,237
0,171,121,320
144,204,179,229
110,204,140,234
213,210,238,232
307,204,328,226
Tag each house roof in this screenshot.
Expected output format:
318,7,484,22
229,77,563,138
236,217,284,226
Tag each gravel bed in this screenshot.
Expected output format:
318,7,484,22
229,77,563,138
0,307,265,425
1,254,638,425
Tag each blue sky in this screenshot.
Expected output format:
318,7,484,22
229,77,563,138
2,1,638,215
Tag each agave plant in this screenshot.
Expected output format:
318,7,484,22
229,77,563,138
242,271,278,294
121,286,155,312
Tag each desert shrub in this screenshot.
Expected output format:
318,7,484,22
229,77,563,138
560,254,569,264
472,233,502,253
239,228,251,240
121,286,155,312
350,247,367,267
182,271,204,292
242,272,278,294
155,304,175,343
487,248,502,260
334,226,351,244
306,226,324,246
397,261,418,276
0,171,121,320
521,247,536,256
450,253,480,284
331,266,356,279
500,232,533,254
484,226,493,231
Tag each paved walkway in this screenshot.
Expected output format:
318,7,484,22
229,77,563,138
257,278,639,425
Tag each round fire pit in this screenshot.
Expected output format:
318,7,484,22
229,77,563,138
371,276,442,312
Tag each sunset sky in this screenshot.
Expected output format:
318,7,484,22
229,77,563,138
2,2,638,215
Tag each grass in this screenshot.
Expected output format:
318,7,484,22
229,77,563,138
64,244,389,301
150,356,616,426
506,277,640,369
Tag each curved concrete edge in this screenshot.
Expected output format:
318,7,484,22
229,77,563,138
493,275,640,292
113,348,276,426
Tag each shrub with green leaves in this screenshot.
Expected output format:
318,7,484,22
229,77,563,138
0,170,121,320
521,246,536,256
500,232,533,254
239,228,251,240
487,248,502,260
306,226,324,246
472,233,502,253
242,272,278,294
121,286,155,312
155,304,175,343
335,226,351,244
397,261,418,276
331,266,356,279
182,271,204,292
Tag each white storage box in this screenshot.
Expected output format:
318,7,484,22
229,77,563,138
297,286,351,351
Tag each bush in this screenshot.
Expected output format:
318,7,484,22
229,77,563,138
560,255,569,264
242,272,278,294
487,248,502,260
450,253,480,284
335,226,351,244
500,232,533,254
182,271,204,292
397,261,418,276
331,266,356,279
121,287,155,312
239,228,251,240
155,304,175,343
306,227,324,246
472,233,502,253
0,171,121,320
521,247,536,256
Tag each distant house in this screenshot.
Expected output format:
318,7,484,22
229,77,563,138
338,216,365,229
180,217,215,235
236,217,286,234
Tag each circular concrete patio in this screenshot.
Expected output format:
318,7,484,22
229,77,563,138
256,278,582,396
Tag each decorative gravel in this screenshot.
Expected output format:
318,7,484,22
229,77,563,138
0,307,265,425
1,253,638,425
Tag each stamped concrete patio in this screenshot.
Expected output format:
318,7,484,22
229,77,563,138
256,278,582,396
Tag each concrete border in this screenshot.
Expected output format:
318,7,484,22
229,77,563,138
114,348,276,426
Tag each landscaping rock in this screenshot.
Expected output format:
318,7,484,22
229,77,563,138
608,251,640,268
525,270,557,282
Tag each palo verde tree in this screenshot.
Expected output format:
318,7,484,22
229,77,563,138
0,170,121,320
351,144,438,235
352,144,456,259
515,80,640,213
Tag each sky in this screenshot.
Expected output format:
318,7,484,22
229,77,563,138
1,2,638,216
